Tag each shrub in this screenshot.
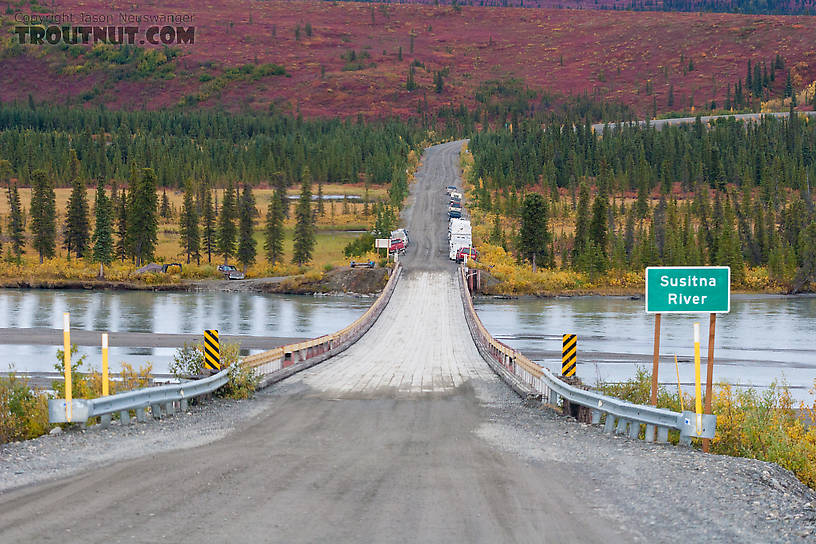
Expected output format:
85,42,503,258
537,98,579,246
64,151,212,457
598,369,816,489
0,372,51,444
169,342,205,379
344,233,375,257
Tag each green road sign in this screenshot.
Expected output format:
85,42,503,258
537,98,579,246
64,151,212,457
645,267,730,314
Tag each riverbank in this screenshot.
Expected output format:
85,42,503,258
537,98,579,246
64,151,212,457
0,267,391,295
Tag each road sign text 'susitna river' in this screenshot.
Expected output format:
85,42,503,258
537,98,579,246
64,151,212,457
645,266,730,314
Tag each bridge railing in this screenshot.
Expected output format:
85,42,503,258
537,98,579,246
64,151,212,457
457,265,715,445
242,263,402,386
49,264,402,424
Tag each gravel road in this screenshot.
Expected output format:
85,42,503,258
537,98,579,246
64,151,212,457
592,111,816,132
1,140,815,543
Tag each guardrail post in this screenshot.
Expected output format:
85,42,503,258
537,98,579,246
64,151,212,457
679,434,692,446
120,410,131,425
180,399,188,411
656,426,669,443
603,414,616,433
628,422,641,439
136,406,147,423
591,410,602,425
100,414,111,429
548,389,558,406
151,404,162,419
165,402,175,416
615,418,628,435
645,424,656,443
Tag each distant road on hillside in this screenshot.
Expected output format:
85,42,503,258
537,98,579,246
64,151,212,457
592,111,816,132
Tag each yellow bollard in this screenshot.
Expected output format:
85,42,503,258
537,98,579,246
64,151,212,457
63,312,72,422
694,322,702,436
102,333,109,397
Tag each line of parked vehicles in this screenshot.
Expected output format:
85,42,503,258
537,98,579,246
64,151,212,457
446,185,479,263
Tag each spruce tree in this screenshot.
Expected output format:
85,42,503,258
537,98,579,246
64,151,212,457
236,184,257,273
115,187,128,261
92,182,114,276
519,193,551,271
292,177,315,266
30,170,56,263
7,183,25,262
64,152,90,259
317,182,325,217
201,188,216,263
264,190,285,265
572,182,590,264
160,189,171,218
588,184,609,259
217,181,237,264
179,182,201,265
127,168,159,267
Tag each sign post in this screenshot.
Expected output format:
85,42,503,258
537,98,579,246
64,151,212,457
645,266,730,451
375,238,389,257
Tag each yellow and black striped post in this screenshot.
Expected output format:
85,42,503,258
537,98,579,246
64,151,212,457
204,329,220,371
562,334,577,377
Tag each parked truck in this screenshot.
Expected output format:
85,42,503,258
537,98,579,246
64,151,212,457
448,219,472,260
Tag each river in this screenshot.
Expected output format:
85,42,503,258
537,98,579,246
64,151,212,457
0,289,372,375
474,294,816,404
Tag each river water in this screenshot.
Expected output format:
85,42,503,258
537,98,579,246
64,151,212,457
3,289,814,402
0,289,371,375
474,294,816,403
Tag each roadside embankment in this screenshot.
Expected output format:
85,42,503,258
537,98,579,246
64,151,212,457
0,266,390,295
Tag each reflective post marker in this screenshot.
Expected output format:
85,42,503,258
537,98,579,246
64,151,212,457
693,322,702,436
204,329,220,371
63,312,72,422
102,333,109,397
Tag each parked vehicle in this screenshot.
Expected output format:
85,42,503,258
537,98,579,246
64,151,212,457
390,228,410,248
350,260,375,268
456,247,479,263
449,191,462,201
448,208,462,219
445,185,457,194
217,264,246,280
389,238,406,254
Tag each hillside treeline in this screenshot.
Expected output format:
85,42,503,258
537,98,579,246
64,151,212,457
0,103,424,189
469,111,816,291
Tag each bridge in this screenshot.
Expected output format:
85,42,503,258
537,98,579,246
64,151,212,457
0,142,800,543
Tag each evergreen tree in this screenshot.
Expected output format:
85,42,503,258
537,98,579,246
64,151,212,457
264,190,285,265
127,168,159,266
715,198,745,284
489,213,506,249
179,182,200,265
91,182,114,276
292,177,315,266
7,183,25,262
30,170,56,263
64,151,90,259
793,222,816,292
236,184,257,273
317,181,325,217
588,184,609,259
160,189,171,218
201,188,216,263
217,180,237,264
519,193,551,271
572,182,590,263
115,187,128,261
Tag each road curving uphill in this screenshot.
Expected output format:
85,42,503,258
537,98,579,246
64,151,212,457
1,140,815,543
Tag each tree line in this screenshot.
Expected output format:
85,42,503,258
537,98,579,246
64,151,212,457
470,111,816,291
0,102,423,190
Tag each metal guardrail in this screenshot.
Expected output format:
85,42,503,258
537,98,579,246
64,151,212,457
457,265,715,444
49,264,403,424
